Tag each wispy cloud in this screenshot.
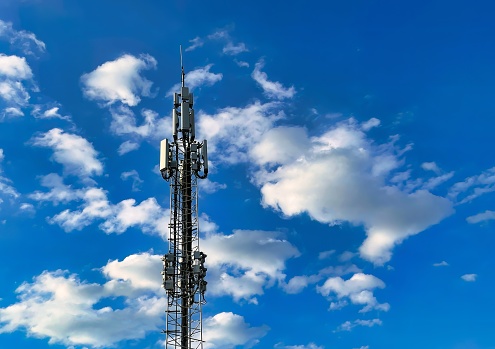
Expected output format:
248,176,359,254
466,210,495,224
252,59,295,100
0,20,46,56
336,318,382,332
185,36,204,52
223,42,248,55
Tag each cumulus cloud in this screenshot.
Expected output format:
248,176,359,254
197,101,284,163
0,20,46,56
0,255,166,348
0,254,265,349
81,54,157,106
203,312,268,349
0,54,33,79
0,54,35,113
254,120,453,265
47,186,168,238
167,64,222,96
101,253,163,295
201,229,300,302
317,273,389,313
461,274,477,282
31,128,103,178
466,210,495,224
252,59,295,99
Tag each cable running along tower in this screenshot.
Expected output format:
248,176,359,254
160,48,209,349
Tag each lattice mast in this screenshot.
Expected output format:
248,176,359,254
160,48,209,349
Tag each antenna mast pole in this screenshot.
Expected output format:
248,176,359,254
160,47,209,349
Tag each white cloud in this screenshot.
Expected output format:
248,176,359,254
0,149,20,200
255,121,453,265
203,312,268,349
223,42,248,55
0,81,30,109
336,319,382,332
252,59,295,100
185,36,204,52
118,140,140,155
361,118,380,131
318,250,335,260
121,170,143,192
448,167,495,204
167,64,222,96
0,258,166,347
101,253,162,295
197,101,284,164
461,274,477,282
19,203,35,212
422,171,454,191
81,54,157,106
421,162,441,174
0,54,34,112
109,106,158,137
234,59,250,68
278,343,324,349
3,107,24,117
433,261,449,267
201,229,300,302
199,178,227,194
353,346,370,349
281,264,361,295
0,20,46,55
207,29,230,40
251,126,309,166
466,210,495,224
0,257,264,349
31,128,103,178
0,54,33,79
29,173,85,204
317,273,389,313
47,186,168,238
31,105,70,120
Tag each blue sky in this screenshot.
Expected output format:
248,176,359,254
1,1,495,349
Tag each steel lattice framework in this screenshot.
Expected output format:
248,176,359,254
160,57,208,349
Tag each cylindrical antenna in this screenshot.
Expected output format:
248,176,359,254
180,45,185,87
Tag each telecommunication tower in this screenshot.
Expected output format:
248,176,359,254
160,48,209,349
